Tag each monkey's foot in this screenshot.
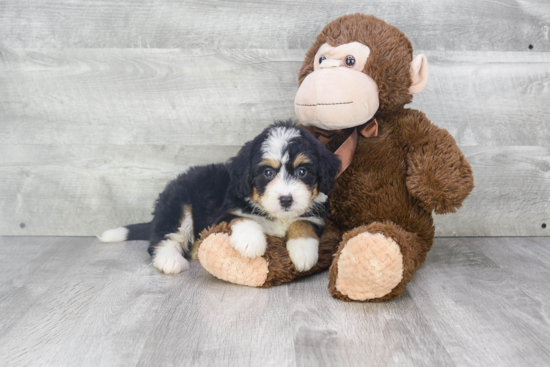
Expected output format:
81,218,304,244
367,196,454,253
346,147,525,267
330,232,403,301
198,233,268,287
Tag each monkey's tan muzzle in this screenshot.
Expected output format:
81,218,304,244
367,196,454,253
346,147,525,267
295,68,379,130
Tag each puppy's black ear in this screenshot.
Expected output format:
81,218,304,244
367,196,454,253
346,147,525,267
302,129,341,194
228,141,253,199
317,147,341,194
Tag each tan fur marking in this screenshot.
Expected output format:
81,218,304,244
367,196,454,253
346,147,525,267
304,184,319,206
189,240,200,259
311,185,318,200
251,188,262,204
183,205,192,220
287,220,318,240
293,153,312,168
176,204,191,228
260,158,280,169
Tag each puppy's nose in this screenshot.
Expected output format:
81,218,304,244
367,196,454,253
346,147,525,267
279,195,293,209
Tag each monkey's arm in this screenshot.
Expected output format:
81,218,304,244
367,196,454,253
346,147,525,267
403,111,474,214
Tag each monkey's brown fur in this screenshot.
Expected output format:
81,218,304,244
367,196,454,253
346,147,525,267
197,14,474,301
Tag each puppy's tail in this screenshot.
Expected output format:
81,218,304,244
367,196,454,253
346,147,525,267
98,222,152,243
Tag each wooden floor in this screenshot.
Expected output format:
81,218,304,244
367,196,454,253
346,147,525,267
0,237,549,366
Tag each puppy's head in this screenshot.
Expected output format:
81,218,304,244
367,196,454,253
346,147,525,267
229,122,341,219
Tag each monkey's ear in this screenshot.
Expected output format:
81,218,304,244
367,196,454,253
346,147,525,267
409,54,429,94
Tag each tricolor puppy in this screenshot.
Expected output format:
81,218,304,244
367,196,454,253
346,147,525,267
99,122,341,274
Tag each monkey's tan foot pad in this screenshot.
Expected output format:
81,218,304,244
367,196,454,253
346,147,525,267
335,232,403,301
198,233,268,287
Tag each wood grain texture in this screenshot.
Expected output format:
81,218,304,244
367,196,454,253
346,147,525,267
0,47,547,143
288,275,454,366
1,49,549,146
1,145,548,236
0,236,549,366
0,48,302,146
1,2,550,237
1,0,549,51
409,51,550,147
0,144,240,236
434,146,550,237
410,237,550,366
1,49,549,235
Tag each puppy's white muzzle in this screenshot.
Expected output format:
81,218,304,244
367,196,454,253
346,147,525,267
261,176,311,218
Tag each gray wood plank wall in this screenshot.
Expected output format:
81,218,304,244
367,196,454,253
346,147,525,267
0,1,549,236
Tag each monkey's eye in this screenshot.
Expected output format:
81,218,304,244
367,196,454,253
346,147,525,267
264,168,275,178
345,55,355,67
297,167,308,178
319,56,326,65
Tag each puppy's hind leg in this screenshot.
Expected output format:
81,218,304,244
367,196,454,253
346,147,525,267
150,200,195,275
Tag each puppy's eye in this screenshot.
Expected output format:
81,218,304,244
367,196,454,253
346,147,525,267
345,55,355,67
264,168,275,178
297,168,308,178
319,56,326,64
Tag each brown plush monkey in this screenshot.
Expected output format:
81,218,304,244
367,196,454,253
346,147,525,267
194,14,474,302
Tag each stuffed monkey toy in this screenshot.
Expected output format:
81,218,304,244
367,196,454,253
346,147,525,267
194,14,474,301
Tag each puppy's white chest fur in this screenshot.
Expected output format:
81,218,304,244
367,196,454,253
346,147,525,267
254,217,294,238
232,209,324,238
232,210,291,237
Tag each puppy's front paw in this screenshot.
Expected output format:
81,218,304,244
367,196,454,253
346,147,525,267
287,237,319,272
229,220,267,258
153,247,190,274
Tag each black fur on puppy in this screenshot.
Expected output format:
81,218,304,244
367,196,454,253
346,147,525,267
99,121,341,273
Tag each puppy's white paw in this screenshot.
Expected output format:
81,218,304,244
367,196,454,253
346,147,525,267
153,247,189,274
229,220,267,258
287,237,319,272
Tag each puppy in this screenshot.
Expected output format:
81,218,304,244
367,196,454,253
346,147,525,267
99,122,341,274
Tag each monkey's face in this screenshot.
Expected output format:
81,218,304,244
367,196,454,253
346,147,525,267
294,15,429,132
295,42,380,130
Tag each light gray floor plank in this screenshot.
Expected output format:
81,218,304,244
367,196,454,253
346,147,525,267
288,275,454,367
476,237,550,331
0,236,549,367
0,236,63,335
408,237,550,366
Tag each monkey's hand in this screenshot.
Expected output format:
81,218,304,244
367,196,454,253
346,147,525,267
405,117,474,215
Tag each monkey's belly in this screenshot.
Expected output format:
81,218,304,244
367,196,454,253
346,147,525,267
329,172,433,239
